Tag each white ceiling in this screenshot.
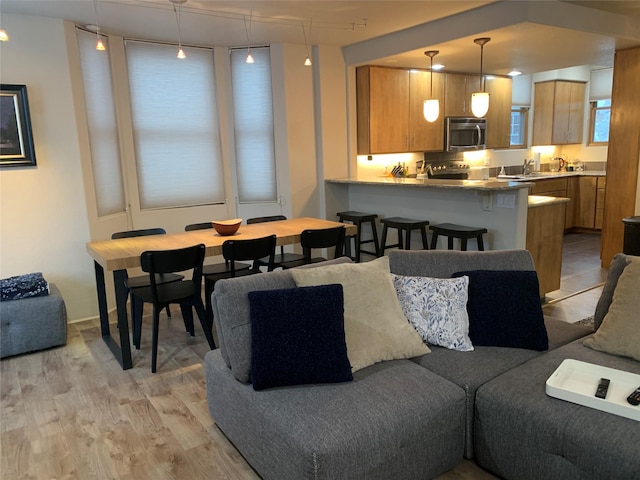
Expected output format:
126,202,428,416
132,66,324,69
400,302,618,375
2,0,640,75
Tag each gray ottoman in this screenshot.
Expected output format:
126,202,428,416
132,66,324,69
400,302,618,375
0,283,67,358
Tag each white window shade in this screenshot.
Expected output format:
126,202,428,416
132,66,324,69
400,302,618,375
77,29,126,217
589,68,613,101
126,40,225,209
231,47,277,203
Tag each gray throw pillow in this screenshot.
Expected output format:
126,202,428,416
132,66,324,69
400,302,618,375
594,254,631,330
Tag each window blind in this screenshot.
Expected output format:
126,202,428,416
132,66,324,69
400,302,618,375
77,29,126,217
230,47,277,203
125,40,225,209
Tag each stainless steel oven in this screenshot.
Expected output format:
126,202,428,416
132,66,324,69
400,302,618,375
445,117,487,152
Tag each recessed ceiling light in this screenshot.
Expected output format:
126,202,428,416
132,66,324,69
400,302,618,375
508,70,522,77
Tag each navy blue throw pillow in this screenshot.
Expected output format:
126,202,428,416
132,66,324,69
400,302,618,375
249,284,353,391
452,270,548,351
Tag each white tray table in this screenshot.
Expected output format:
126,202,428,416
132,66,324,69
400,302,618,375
546,359,640,421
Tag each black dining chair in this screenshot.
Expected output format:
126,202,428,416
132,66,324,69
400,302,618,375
203,235,278,324
111,228,183,336
280,226,346,269
184,222,252,276
247,215,307,270
129,243,215,373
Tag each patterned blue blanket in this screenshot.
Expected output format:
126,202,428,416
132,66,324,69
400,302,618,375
1,272,49,301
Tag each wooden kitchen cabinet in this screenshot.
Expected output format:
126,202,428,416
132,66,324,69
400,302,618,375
485,76,513,149
595,176,606,229
528,177,572,228
526,198,569,298
409,70,445,151
573,176,598,228
356,66,445,154
356,66,410,154
532,80,586,145
444,73,480,117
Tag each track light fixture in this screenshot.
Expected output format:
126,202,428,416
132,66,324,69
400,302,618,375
93,0,106,51
471,37,491,117
302,20,312,66
170,0,187,59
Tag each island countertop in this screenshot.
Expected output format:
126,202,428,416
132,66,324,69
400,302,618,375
326,176,531,191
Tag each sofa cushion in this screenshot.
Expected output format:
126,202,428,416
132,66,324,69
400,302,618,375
206,350,466,480
290,256,430,373
249,284,352,390
212,257,353,383
388,249,536,278
454,270,548,351
584,257,640,361
392,274,473,351
474,337,640,480
594,253,633,331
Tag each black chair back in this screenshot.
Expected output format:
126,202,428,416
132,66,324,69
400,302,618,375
222,235,277,274
112,227,167,239
141,244,205,302
185,222,213,231
301,226,346,260
246,215,287,224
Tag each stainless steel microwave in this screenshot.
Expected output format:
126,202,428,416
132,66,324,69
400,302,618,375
445,117,487,152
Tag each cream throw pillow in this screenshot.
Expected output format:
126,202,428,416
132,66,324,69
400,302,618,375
291,256,430,372
584,257,640,361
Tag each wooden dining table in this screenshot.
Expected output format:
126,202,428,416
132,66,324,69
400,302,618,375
86,217,357,370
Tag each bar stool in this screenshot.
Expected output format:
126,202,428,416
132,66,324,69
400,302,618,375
337,211,380,262
429,223,488,251
380,217,430,255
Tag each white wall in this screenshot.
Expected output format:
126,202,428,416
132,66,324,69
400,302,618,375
0,14,97,320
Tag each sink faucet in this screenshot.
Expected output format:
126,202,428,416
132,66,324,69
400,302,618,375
523,159,534,176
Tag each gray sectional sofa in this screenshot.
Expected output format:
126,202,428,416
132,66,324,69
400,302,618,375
204,249,640,479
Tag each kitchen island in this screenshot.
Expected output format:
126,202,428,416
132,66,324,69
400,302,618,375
325,177,532,251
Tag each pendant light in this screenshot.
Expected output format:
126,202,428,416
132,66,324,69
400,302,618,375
423,50,440,123
245,12,254,63
471,37,491,118
93,0,105,51
170,0,187,59
302,20,312,66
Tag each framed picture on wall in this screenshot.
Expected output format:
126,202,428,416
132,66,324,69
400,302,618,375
1,84,37,167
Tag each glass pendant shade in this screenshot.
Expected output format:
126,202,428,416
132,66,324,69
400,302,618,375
471,37,491,118
246,52,255,64
177,47,186,59
304,56,312,66
423,99,440,122
471,92,490,117
96,37,106,51
0,29,8,42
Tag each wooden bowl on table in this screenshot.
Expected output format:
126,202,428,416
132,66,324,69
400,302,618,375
212,218,242,236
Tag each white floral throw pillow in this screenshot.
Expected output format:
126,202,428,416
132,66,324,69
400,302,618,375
392,274,474,352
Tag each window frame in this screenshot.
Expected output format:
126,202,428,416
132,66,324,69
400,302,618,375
588,99,611,146
509,106,529,149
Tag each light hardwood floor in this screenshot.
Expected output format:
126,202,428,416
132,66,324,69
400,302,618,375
1,237,605,479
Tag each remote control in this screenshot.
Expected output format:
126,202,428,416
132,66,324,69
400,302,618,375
627,387,640,406
595,378,610,399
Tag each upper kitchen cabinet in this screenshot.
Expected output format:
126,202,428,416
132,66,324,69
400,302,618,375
409,70,445,151
532,80,586,145
484,76,513,149
444,73,480,117
356,66,444,154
